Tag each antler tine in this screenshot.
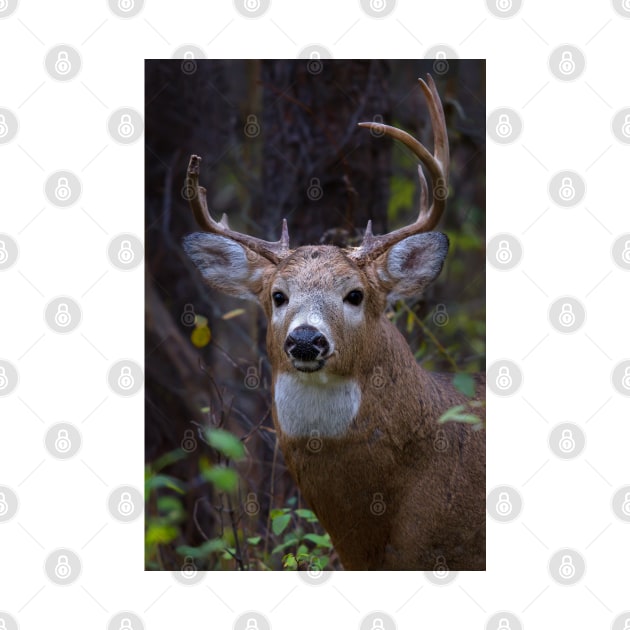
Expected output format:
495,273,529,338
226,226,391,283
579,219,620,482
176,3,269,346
351,74,449,262
185,155,290,263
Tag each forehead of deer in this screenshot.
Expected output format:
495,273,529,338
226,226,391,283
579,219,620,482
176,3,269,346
274,246,362,290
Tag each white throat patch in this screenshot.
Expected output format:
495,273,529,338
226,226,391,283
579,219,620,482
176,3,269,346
274,372,361,437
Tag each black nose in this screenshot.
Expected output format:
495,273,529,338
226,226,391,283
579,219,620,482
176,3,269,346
284,325,330,361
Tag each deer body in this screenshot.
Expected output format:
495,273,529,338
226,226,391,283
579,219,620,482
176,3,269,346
183,75,486,570
274,313,485,570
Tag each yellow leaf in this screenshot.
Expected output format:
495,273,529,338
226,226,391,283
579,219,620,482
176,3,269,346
222,308,246,320
191,325,212,348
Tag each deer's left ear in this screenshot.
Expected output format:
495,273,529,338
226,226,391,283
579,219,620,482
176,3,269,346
374,232,449,301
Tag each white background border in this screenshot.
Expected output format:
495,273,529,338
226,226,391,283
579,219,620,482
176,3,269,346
1,1,629,629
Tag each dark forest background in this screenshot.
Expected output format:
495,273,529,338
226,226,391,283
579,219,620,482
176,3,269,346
145,59,485,571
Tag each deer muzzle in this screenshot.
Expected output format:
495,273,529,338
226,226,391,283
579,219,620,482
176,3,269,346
284,325,330,372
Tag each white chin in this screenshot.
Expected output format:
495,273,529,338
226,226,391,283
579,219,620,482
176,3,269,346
292,359,324,373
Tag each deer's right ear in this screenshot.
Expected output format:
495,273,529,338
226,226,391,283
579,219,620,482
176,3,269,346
183,233,274,301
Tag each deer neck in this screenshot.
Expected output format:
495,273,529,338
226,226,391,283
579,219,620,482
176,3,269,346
273,371,361,438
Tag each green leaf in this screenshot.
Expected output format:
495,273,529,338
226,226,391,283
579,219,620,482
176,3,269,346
270,508,288,519
453,373,476,398
272,513,292,536
271,533,299,554
146,524,179,545
157,496,184,518
205,428,246,461
145,474,186,494
176,538,226,558
202,466,238,491
283,554,298,569
149,449,188,473
438,404,482,425
247,536,262,545
294,508,317,520
303,533,332,548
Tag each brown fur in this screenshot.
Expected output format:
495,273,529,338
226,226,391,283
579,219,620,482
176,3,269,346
184,239,486,570
273,300,486,571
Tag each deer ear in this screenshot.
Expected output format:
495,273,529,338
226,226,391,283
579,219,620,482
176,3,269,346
376,232,449,301
183,233,274,301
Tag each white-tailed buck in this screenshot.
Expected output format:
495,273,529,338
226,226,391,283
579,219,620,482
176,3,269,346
183,75,485,570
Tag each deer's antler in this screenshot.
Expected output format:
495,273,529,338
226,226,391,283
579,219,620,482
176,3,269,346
351,74,449,262
185,154,290,264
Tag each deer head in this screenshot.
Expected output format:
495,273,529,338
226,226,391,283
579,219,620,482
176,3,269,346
183,74,449,384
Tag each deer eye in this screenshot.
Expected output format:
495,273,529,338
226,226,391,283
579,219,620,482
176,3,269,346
272,291,288,307
344,290,364,306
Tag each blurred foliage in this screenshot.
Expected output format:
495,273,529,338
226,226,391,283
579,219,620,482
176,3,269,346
145,60,485,570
